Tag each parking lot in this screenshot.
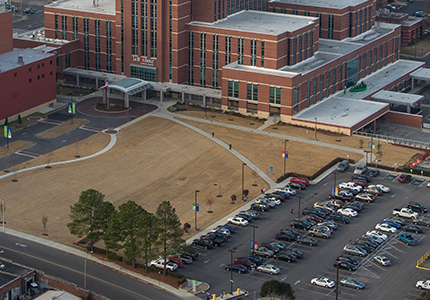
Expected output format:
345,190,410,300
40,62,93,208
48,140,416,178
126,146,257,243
178,168,430,299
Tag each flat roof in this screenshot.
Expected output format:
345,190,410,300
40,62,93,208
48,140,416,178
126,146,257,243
188,10,318,35
372,90,424,105
411,68,430,81
402,16,422,26
0,48,54,73
109,78,152,94
0,259,33,286
292,97,388,127
13,28,70,46
37,291,81,300
269,0,370,10
45,0,115,15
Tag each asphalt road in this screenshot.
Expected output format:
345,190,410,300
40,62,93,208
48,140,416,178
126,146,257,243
0,233,181,300
180,169,430,299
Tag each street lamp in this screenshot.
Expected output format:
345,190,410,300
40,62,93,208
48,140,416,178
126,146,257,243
1,199,4,232
336,261,340,300
250,225,258,254
242,163,247,201
333,171,337,196
297,196,303,231
228,248,237,294
314,118,318,140
364,150,370,165
194,190,200,231
283,140,289,175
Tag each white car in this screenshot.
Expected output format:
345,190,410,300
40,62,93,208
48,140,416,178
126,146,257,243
275,187,297,196
427,182,430,188
311,277,335,288
314,202,335,212
211,228,231,236
339,182,363,192
257,264,280,275
266,197,281,206
366,230,388,241
228,217,249,227
356,193,375,202
374,255,391,266
375,223,397,233
417,280,430,290
375,184,390,193
255,198,275,208
337,208,358,218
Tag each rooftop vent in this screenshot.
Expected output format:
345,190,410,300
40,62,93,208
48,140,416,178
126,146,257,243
17,55,24,66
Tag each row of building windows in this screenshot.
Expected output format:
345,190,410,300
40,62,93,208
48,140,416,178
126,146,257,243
28,71,54,83
130,65,157,81
28,61,51,72
287,30,314,65
226,0,266,16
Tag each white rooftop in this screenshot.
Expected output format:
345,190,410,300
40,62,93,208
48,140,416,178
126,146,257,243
188,10,318,35
36,291,81,300
293,97,388,128
372,90,424,105
0,48,54,73
45,0,115,15
269,0,369,10
411,68,430,81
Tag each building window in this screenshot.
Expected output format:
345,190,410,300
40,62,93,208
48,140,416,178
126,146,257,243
188,31,194,84
369,49,372,73
131,0,139,55
346,58,358,87
270,86,281,104
281,8,286,13
298,35,303,62
261,40,265,67
368,5,372,31
374,47,377,71
62,15,67,40
328,14,334,39
50,71,53,75
332,67,336,94
363,53,367,76
379,44,383,69
250,39,257,66
200,32,206,87
310,30,314,56
313,77,317,104
106,20,112,73
55,14,58,39
130,65,157,81
385,41,388,65
150,0,157,58
395,37,399,60
73,16,78,40
37,75,40,80
29,67,31,72
292,9,298,15
317,13,322,37
29,78,32,83
359,9,362,34
84,18,89,69
14,72,17,77
287,38,291,65
293,37,297,64
320,73,324,100
225,35,231,65
349,12,352,37
307,80,311,107
50,60,52,64
339,64,343,89
304,11,310,16
42,63,44,68
354,11,358,36
364,7,367,32
326,70,330,97
213,34,219,88
42,74,44,78
56,56,59,67
228,80,239,98
237,37,244,65
95,19,101,71
304,33,308,60
141,0,148,57
293,86,299,113
65,53,71,68
247,83,258,100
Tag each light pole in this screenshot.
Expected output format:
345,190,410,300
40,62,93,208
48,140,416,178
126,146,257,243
194,190,200,231
250,225,258,254
364,150,370,165
298,196,303,231
314,118,318,140
242,163,247,201
1,199,4,232
336,261,340,300
283,140,288,175
333,171,337,195
229,248,236,294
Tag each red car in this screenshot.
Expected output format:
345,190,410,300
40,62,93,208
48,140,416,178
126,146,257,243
234,257,257,270
352,179,367,187
290,177,310,186
302,214,324,223
168,256,184,267
398,174,412,183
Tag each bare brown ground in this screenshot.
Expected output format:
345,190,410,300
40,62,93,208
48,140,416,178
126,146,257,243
35,119,89,138
0,116,266,246
0,141,35,158
181,119,363,179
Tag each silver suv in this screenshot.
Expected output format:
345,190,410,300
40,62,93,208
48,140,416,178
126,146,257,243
309,227,331,239
252,246,274,258
343,244,367,257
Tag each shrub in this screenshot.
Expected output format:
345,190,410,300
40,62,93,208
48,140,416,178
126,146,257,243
107,252,123,262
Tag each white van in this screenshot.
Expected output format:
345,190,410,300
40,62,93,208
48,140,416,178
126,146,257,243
354,163,368,175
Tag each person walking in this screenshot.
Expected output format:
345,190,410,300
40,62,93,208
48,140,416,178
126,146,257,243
229,144,232,150
290,206,294,214
212,132,214,138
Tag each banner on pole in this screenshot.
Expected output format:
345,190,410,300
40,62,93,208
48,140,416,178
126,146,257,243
4,126,11,139
192,203,196,211
196,203,199,212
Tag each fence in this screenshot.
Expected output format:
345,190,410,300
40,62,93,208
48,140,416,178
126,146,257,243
353,131,430,151
416,250,430,269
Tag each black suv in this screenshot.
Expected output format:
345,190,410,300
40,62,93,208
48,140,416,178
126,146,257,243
250,203,269,212
290,220,312,230
407,201,428,213
192,239,213,249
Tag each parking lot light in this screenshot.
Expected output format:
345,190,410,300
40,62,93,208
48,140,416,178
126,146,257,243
242,163,247,201
228,248,236,294
194,190,200,231
250,225,258,253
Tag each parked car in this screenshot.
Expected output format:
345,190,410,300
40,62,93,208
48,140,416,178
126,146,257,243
184,249,199,260
302,213,324,223
252,247,274,258
334,260,357,271
275,232,297,241
397,232,418,245
280,228,301,237
275,187,297,196
355,193,375,202
398,174,412,183
303,207,327,218
364,234,384,244
352,179,367,187
363,186,382,196
416,280,430,290
407,201,428,214
176,253,193,264
250,203,269,212
368,169,380,177
381,220,401,229
403,224,423,233
314,202,335,212
384,217,405,226
257,264,280,275
274,252,296,262
24,7,36,14
238,211,260,220
336,255,359,266
310,277,335,288
246,255,264,266
270,241,287,250
366,230,388,240
296,236,318,246
225,264,247,273
351,174,371,182
328,213,350,224
192,239,213,249
286,182,306,190
345,201,363,212
234,257,257,270
373,184,390,193
339,182,362,192
200,234,225,247
318,221,338,230
290,219,312,230
260,243,281,253
290,177,309,185
336,160,350,172
329,193,353,202
337,208,358,218
309,227,331,239
340,278,365,289
355,236,378,248
228,217,249,226
340,187,359,195
343,244,367,257
149,259,178,271
167,256,184,267
356,242,375,253
354,163,368,175
236,213,253,222
375,223,397,233
413,215,430,227
374,255,391,266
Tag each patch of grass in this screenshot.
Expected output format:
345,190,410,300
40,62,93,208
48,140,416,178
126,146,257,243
56,85,97,96
401,37,430,57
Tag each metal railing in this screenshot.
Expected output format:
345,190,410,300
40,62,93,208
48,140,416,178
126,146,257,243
352,131,430,150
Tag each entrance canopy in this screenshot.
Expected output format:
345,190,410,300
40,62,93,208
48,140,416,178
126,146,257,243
411,68,430,82
372,90,423,107
109,78,152,95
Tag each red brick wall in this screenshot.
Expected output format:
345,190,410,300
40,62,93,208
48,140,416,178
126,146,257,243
0,10,13,54
385,111,423,128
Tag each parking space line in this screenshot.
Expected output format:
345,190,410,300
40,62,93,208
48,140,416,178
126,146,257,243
354,266,381,279
379,250,398,260
366,261,388,271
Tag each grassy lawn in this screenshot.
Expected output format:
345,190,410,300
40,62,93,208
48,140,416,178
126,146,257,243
401,36,430,57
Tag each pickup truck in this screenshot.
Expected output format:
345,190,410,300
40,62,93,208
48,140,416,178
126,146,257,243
392,208,419,219
148,258,178,271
